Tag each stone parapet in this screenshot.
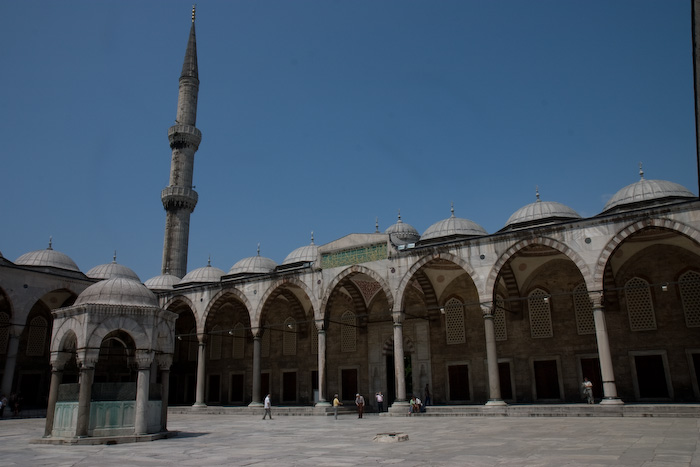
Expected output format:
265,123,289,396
161,186,198,211
168,124,201,149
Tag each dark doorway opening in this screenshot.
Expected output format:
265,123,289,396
282,372,297,402
230,374,244,403
208,374,220,402
580,357,602,399
635,355,669,398
341,369,357,401
447,364,470,401
498,362,513,400
534,360,560,400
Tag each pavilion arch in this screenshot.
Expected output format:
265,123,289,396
202,288,253,333
254,276,317,326
486,237,594,297
51,317,88,353
395,252,482,312
319,264,394,319
86,316,151,351
593,217,700,291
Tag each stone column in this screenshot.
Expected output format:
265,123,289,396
193,333,207,408
134,350,154,435
315,321,330,407
44,352,70,437
590,292,623,405
481,303,506,406
249,329,262,407
157,354,173,432
0,326,21,396
390,311,409,411
75,365,95,437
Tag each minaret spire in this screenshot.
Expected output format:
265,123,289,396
160,8,202,278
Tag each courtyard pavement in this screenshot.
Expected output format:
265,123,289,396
1,412,699,466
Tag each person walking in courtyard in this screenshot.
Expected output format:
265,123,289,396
355,393,365,418
262,394,273,419
333,394,342,420
375,392,384,413
0,394,7,418
582,377,594,404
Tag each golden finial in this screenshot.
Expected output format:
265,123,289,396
192,5,196,23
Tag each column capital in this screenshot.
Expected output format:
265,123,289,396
588,291,604,309
480,302,494,319
392,311,404,325
49,351,72,370
197,332,208,344
315,319,325,332
156,353,174,370
76,348,99,369
134,349,155,370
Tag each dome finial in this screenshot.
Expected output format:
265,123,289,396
48,236,53,250
310,231,315,245
450,202,455,218
375,217,379,233
639,162,644,180
535,185,541,202
257,243,261,256
112,250,117,263
192,4,196,23
207,255,211,267
397,209,402,223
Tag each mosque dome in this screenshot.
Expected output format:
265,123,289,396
505,189,581,229
229,245,277,275
602,167,696,214
385,212,420,245
75,277,158,307
144,273,181,291
283,234,319,265
86,254,140,282
180,259,225,284
15,239,81,272
422,205,488,241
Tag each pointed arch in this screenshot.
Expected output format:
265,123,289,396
86,316,151,351
382,335,415,355
320,265,394,319
202,288,253,332
163,294,199,325
255,276,316,325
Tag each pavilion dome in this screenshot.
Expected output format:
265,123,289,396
385,212,420,245
75,277,157,307
229,246,277,275
602,167,696,214
86,254,140,282
422,205,488,240
283,234,319,265
15,239,81,272
144,273,181,291
505,190,581,229
180,259,225,284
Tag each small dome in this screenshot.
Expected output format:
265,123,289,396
144,273,181,291
180,259,225,284
15,239,80,272
75,277,157,307
385,211,420,245
422,205,488,240
602,167,695,214
283,233,319,265
86,254,140,281
229,245,278,275
505,190,581,229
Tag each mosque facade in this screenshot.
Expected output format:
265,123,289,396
1,10,700,417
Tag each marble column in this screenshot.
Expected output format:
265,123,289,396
249,329,262,407
590,292,623,405
157,354,173,432
390,311,409,411
44,352,70,437
315,321,330,406
193,334,207,407
0,327,21,396
134,350,154,435
75,365,95,437
481,303,506,406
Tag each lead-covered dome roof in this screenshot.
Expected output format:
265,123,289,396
180,259,225,284
144,273,181,291
505,190,581,229
283,233,319,265
422,205,488,241
602,167,696,214
86,254,140,281
385,212,420,245
75,277,157,307
229,245,278,275
15,239,81,272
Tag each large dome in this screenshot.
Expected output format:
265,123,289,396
86,254,140,281
229,246,277,275
283,234,319,265
602,169,696,214
422,206,487,241
144,273,181,291
385,212,420,245
15,239,80,272
505,191,581,229
75,277,157,307
180,260,225,284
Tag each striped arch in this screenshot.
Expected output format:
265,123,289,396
320,265,394,319
51,320,83,353
593,217,700,291
485,237,594,297
163,294,199,326
255,276,317,327
395,251,482,311
86,316,151,351
382,335,415,356
202,287,253,333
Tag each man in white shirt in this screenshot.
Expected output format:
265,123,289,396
262,394,273,419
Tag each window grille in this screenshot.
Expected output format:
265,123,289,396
626,277,656,331
680,271,700,328
445,298,466,345
283,317,297,356
26,316,47,357
232,323,245,359
341,310,357,352
573,284,595,335
311,324,318,355
494,295,507,341
528,289,553,338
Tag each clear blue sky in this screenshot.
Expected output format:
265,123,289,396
1,1,697,282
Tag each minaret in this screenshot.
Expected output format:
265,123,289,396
161,6,201,278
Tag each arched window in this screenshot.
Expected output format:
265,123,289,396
494,295,507,341
444,298,466,345
528,288,552,338
0,312,9,355
625,277,656,331
210,325,222,360
679,270,700,328
283,317,296,356
232,322,245,359
573,283,595,335
341,310,357,352
26,316,47,357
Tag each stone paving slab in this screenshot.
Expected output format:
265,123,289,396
0,413,698,466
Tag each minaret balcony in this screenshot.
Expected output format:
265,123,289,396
168,124,202,149
161,186,198,211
